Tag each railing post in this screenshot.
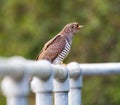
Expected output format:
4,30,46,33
0,58,29,105
31,60,53,105
53,65,69,105
67,62,82,105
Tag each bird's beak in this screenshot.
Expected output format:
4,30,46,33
77,25,84,29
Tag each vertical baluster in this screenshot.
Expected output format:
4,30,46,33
1,57,29,105
69,75,82,105
53,65,69,105
31,77,53,105
67,62,82,105
31,61,53,105
1,69,29,105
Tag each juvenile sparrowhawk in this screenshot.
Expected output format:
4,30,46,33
36,22,83,64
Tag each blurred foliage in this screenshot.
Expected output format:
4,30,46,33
0,0,120,105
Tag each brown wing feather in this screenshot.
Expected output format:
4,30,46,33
36,35,66,63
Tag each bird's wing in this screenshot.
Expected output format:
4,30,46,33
36,35,66,62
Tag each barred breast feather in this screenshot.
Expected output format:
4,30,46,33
53,39,72,64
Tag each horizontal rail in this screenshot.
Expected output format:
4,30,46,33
1,57,120,77
80,63,120,75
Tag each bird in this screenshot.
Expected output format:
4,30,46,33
36,22,83,64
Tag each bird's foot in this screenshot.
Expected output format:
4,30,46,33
59,62,66,66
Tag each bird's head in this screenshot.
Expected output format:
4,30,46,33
62,22,83,34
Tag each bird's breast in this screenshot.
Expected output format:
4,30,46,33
53,39,72,64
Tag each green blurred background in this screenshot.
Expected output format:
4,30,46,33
0,0,120,105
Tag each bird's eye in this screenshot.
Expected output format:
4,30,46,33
71,26,74,28
76,24,79,27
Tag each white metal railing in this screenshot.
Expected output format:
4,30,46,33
0,56,120,105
